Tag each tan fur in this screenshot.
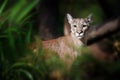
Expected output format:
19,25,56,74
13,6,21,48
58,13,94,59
41,13,92,62
42,33,83,61
29,14,92,66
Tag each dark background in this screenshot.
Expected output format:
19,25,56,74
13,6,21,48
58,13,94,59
34,0,120,40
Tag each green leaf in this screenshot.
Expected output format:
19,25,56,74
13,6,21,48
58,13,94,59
0,10,10,27
11,63,30,68
25,23,32,44
20,13,35,25
15,0,39,23
0,0,8,16
9,0,25,21
8,30,15,49
18,69,34,80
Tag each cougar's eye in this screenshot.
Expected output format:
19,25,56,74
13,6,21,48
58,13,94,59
73,25,77,27
83,25,86,27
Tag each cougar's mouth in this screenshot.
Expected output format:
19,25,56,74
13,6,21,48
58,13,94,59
76,33,84,39
78,35,84,39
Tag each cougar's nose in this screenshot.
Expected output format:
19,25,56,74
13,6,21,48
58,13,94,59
77,30,82,34
80,31,83,33
77,31,83,34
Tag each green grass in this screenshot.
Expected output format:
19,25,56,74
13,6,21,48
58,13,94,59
0,1,65,80
0,0,41,80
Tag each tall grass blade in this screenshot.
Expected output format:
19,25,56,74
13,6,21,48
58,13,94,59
18,69,34,80
0,0,8,16
0,10,10,27
9,0,25,21
25,23,32,44
21,13,35,26
8,30,15,49
15,0,39,23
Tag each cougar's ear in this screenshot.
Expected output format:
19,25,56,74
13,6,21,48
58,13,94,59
67,13,73,24
86,14,93,23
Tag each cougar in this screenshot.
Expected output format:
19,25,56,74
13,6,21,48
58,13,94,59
41,13,92,61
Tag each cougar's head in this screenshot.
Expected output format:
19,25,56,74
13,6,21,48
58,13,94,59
67,13,92,39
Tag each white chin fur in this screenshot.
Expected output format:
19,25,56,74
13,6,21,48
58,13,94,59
80,33,84,36
77,36,83,39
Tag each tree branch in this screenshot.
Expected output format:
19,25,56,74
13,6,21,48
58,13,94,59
86,17,120,45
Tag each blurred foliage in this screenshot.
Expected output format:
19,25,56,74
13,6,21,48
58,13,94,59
59,0,104,25
70,54,120,80
0,0,65,80
0,0,39,62
0,0,41,80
